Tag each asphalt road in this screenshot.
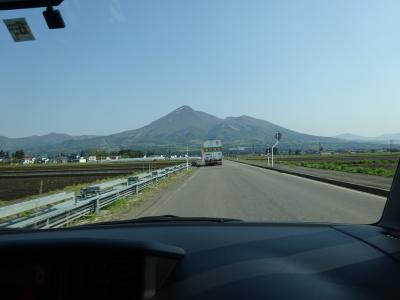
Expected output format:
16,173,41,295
138,160,387,224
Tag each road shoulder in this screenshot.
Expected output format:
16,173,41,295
232,159,390,196
106,167,198,221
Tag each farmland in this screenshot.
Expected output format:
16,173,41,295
237,152,400,178
0,160,185,203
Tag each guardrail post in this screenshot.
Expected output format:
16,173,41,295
95,197,100,214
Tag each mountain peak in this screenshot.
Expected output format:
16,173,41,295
173,105,194,113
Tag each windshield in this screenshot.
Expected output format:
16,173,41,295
0,0,399,229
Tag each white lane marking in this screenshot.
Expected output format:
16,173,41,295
148,170,199,215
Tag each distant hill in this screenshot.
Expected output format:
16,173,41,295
0,133,97,153
0,106,388,154
334,133,372,141
335,133,400,142
376,133,400,141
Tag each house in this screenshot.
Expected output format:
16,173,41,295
88,156,97,162
79,157,87,163
22,156,34,164
35,154,49,164
68,154,81,163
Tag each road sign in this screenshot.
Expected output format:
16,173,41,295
3,18,35,42
275,132,282,141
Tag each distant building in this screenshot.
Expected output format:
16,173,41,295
35,155,49,164
57,157,68,164
320,152,333,155
79,157,87,163
88,156,97,162
22,156,34,164
229,147,246,151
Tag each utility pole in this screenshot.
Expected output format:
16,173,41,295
266,143,271,167
186,144,189,171
271,144,275,168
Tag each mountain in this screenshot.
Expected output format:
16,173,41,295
208,115,337,147
0,106,387,154
38,106,223,153
111,105,223,144
334,133,372,141
0,133,97,153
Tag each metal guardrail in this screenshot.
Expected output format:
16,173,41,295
1,164,188,229
0,192,75,219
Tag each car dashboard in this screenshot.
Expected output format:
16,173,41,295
1,222,400,300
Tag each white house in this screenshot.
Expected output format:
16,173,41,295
22,158,34,164
88,156,97,162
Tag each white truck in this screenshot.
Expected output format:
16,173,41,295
203,140,223,166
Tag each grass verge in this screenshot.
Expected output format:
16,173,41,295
235,152,399,178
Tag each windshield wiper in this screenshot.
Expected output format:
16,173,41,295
80,215,242,227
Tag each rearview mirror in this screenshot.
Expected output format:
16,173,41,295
0,0,63,10
0,1,65,29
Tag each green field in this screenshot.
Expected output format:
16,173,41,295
237,152,400,177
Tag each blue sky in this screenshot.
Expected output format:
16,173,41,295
0,0,399,138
